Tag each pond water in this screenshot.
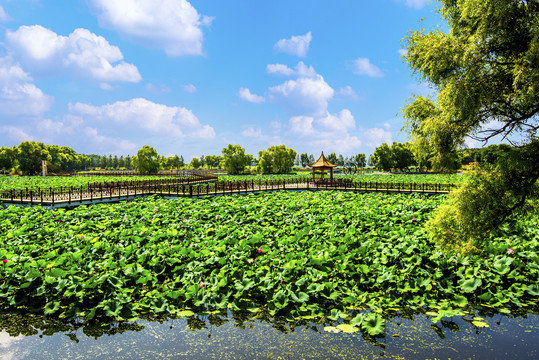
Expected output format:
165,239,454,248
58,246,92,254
0,310,537,360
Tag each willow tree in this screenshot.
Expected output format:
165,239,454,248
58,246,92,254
403,0,539,251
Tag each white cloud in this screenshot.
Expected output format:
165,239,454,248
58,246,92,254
398,49,408,57
267,61,316,78
289,116,315,136
312,133,362,153
88,0,212,56
0,5,11,22
361,126,393,148
266,63,295,77
337,85,360,101
353,57,384,77
274,32,312,57
0,125,34,142
318,109,355,132
70,98,215,140
242,127,262,138
183,84,197,93
404,0,430,9
238,87,265,104
83,126,138,153
0,59,52,116
6,25,141,83
269,75,334,116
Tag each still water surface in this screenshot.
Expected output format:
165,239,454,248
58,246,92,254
0,311,537,360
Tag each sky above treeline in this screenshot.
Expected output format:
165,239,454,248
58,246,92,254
0,0,443,161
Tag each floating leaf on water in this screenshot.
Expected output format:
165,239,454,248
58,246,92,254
336,324,359,333
361,313,385,336
176,310,195,317
472,321,489,328
323,326,341,333
425,311,438,317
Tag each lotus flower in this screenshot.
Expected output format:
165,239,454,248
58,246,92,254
506,248,514,255
258,248,263,254
2,259,7,264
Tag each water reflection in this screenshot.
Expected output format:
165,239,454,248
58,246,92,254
0,308,537,359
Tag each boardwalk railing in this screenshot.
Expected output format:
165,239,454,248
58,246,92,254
1,176,456,206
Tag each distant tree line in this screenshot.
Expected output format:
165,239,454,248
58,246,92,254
368,141,517,173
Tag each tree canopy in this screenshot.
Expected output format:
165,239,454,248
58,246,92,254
403,0,539,250
222,144,252,175
258,145,297,174
371,142,415,172
132,145,160,174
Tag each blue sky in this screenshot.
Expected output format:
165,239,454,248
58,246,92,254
0,0,443,160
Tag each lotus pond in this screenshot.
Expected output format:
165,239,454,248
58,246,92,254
0,190,538,358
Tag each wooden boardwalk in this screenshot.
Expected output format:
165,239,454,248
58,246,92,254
0,178,453,208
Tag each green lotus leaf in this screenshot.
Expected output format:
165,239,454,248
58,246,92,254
472,321,489,328
459,277,482,293
176,310,195,317
336,324,359,333
361,313,385,336
323,326,341,333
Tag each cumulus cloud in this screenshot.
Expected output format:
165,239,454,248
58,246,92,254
361,125,393,147
353,57,384,77
319,109,355,132
69,98,215,139
289,116,315,136
274,32,312,57
238,87,265,104
242,127,262,138
0,59,52,117
269,75,334,117
266,61,316,78
6,25,141,83
87,0,212,56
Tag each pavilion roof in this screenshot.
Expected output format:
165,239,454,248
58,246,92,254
308,152,337,168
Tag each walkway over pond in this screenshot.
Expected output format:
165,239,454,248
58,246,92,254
1,177,454,208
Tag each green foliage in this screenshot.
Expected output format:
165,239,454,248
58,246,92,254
427,140,539,250
221,144,252,175
161,155,183,170
300,153,310,167
258,145,297,174
371,142,415,172
404,0,539,249
343,153,366,175
132,146,161,174
475,144,513,166
0,191,537,329
327,153,338,165
17,141,51,175
204,155,222,169
0,146,17,172
403,97,462,172
189,157,202,169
